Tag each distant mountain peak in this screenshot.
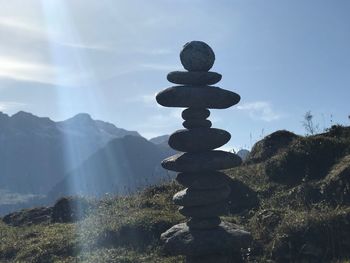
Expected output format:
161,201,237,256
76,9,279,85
0,111,10,120
12,111,36,119
149,134,170,145
64,113,94,124
9,111,54,129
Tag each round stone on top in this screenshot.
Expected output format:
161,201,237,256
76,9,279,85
180,41,215,72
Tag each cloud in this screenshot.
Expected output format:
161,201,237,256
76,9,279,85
0,101,26,112
139,63,180,72
135,108,183,137
237,101,281,122
0,17,44,36
0,56,57,84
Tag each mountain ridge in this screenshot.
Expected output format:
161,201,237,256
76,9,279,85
0,111,169,215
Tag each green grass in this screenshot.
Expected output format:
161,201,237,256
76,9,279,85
1,126,350,262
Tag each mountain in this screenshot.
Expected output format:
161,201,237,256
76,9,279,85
0,111,140,196
236,149,250,161
47,135,175,201
149,134,170,145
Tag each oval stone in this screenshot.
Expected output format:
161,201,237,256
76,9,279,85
182,108,210,120
161,151,242,172
186,217,221,230
183,119,212,129
173,185,231,206
167,71,222,85
176,171,228,189
179,201,227,218
156,86,240,109
180,41,215,71
161,222,252,256
169,128,231,152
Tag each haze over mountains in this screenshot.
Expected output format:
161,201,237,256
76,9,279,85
0,111,174,215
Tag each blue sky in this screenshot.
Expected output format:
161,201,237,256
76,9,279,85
0,0,349,149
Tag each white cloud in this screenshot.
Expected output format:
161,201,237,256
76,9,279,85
237,101,281,122
124,94,157,106
0,101,26,111
135,108,183,136
139,63,180,72
0,56,56,84
0,17,43,36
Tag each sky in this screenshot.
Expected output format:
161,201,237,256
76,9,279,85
0,0,349,150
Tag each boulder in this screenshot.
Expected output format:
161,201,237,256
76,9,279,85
182,108,210,120
179,201,228,218
168,71,221,85
180,41,215,71
162,151,242,172
168,128,231,152
156,85,240,109
173,185,231,206
176,171,228,189
161,222,252,256
183,119,212,129
186,217,221,229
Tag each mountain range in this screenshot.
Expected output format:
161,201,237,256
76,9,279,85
0,111,174,214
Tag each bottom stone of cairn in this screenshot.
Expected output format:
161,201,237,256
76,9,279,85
160,222,252,258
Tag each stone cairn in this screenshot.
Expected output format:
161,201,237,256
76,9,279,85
156,41,252,262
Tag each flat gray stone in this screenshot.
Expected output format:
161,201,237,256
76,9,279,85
161,151,242,172
179,201,227,218
183,119,212,129
182,108,210,120
167,71,222,85
169,128,231,152
176,171,228,189
173,185,231,206
156,86,240,109
161,222,252,256
186,217,221,229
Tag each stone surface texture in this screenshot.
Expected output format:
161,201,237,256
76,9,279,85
156,40,251,261
160,222,252,256
167,71,222,85
168,128,231,152
156,85,240,109
180,41,215,71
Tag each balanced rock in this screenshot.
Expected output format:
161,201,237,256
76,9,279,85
180,41,215,71
176,171,228,189
161,222,252,256
182,108,210,120
168,128,231,152
183,119,212,129
173,185,231,206
167,71,222,85
186,217,221,230
179,201,227,218
156,85,240,109
157,41,252,261
161,150,242,172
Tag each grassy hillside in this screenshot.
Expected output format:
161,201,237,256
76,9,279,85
1,125,350,262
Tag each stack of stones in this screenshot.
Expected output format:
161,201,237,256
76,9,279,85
156,41,252,263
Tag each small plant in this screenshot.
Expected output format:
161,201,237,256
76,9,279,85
302,111,319,135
